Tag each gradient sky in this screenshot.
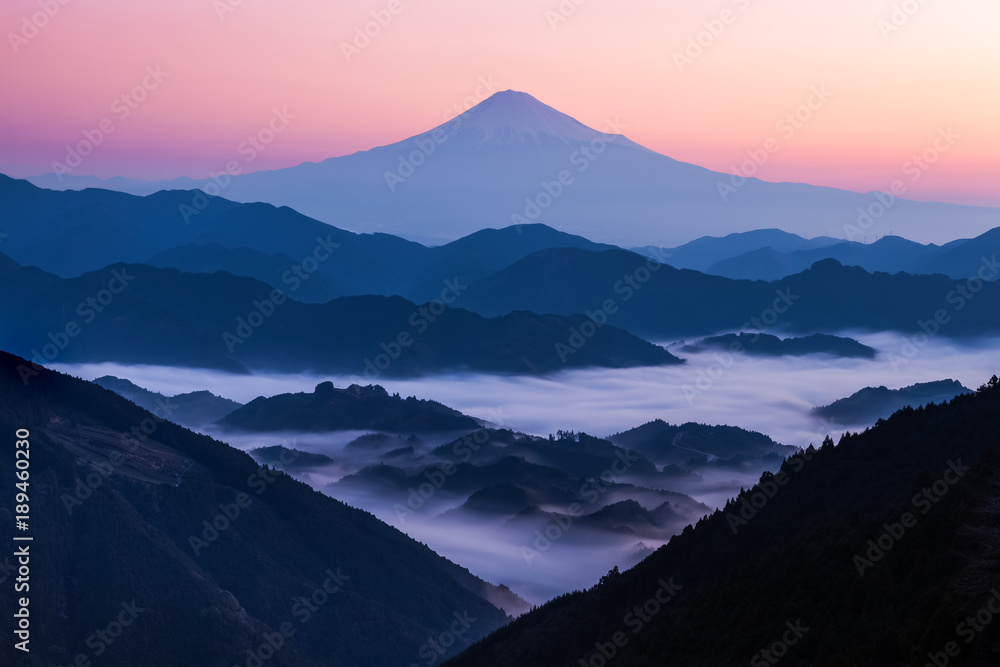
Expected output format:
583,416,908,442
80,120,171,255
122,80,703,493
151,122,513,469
2,0,998,206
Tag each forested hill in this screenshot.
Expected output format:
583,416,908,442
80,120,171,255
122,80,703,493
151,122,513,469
447,376,1000,666
0,351,517,666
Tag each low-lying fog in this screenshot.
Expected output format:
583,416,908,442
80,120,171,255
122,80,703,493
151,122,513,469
54,332,999,604
57,332,998,449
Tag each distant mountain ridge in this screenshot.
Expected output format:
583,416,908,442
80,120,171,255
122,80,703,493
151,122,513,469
0,261,679,375
3,175,997,303
609,419,796,468
702,233,999,281
683,333,877,359
93,375,242,427
812,379,972,425
633,229,843,272
218,382,481,433
0,175,617,303
456,248,1000,339
21,90,999,246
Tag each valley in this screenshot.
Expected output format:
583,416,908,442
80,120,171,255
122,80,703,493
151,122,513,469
47,327,993,605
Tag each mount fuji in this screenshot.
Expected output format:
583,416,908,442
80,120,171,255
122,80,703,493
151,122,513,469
28,90,998,246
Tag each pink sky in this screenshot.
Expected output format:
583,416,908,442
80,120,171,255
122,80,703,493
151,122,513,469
1,0,998,206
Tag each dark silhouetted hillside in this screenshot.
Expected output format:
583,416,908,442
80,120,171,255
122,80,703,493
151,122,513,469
0,262,680,376
446,377,1000,666
813,379,972,425
459,249,1000,339
684,332,877,359
93,375,242,427
609,419,796,468
218,382,480,433
0,351,516,666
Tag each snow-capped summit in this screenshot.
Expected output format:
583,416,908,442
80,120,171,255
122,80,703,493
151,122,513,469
26,90,1000,247
430,90,617,148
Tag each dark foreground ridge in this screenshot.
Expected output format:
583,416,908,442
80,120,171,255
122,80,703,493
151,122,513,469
0,351,521,666
446,375,1000,666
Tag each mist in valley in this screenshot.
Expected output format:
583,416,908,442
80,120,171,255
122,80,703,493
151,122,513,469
54,331,999,604
57,330,997,447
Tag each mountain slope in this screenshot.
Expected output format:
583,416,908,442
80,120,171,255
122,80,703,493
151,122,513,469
27,91,1000,246
0,351,514,666
671,226,1000,282
0,175,634,303
217,381,480,432
93,375,243,427
812,379,973,425
445,377,1000,666
0,173,427,294
609,419,796,468
917,227,1000,279
408,223,617,302
0,262,680,375
633,229,842,272
685,332,877,359
0,251,20,274
707,235,954,281
458,248,1000,339
144,242,344,303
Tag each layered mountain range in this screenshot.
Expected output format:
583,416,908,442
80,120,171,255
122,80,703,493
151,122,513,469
4,87,1000,667
3,174,1000,381
0,352,521,666
445,378,1000,666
